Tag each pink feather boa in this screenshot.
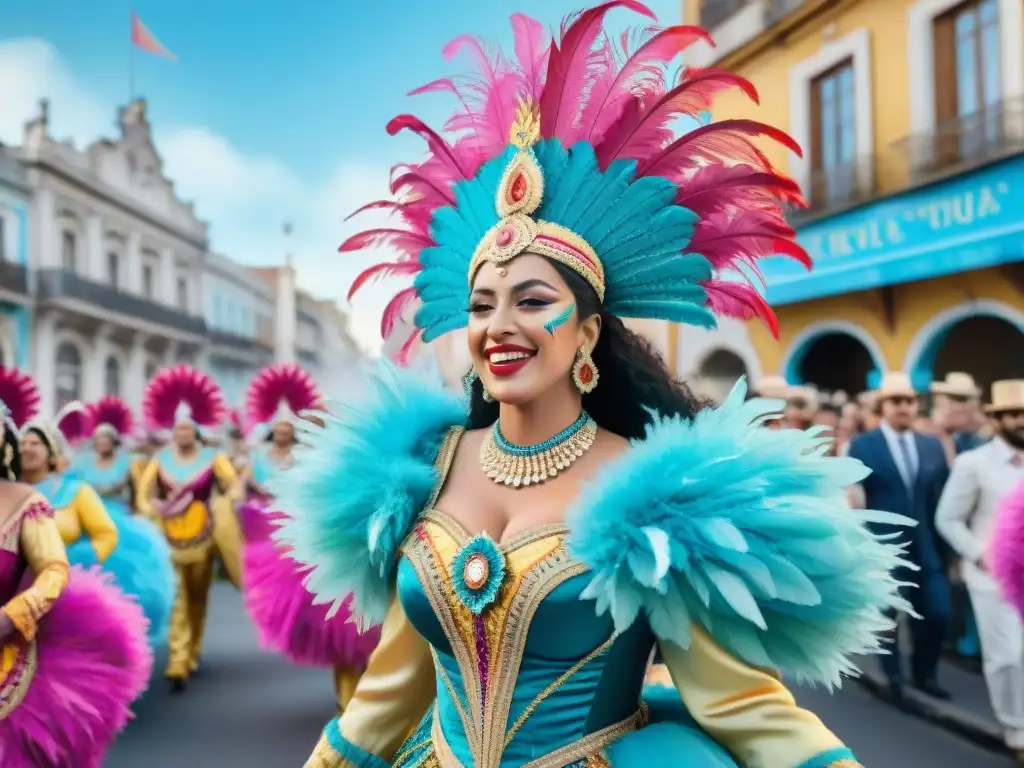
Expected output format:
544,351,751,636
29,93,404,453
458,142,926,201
0,566,152,768
989,478,1024,618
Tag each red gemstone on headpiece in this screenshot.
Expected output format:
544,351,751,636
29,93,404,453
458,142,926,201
496,225,515,247
510,173,527,203
579,364,594,385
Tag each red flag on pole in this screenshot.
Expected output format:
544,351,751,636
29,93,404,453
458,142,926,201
130,12,176,61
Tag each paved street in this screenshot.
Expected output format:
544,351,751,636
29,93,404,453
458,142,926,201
107,583,1013,767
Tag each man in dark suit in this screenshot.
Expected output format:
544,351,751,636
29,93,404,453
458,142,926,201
847,372,952,706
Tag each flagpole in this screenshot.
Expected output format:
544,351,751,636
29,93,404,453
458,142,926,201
128,6,136,100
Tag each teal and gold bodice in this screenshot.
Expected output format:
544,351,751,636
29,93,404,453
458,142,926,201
398,511,652,766
72,451,132,503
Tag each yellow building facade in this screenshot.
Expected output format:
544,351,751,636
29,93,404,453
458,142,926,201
676,0,1024,398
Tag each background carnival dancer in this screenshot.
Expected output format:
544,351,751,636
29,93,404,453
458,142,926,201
274,6,912,767
136,364,242,690
241,363,381,711
71,396,175,649
0,367,150,767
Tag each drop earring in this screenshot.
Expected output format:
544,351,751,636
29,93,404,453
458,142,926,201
572,347,599,394
462,368,493,402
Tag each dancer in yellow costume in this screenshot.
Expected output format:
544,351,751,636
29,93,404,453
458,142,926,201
135,364,242,691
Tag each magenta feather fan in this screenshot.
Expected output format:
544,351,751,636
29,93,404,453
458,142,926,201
245,363,321,427
56,404,92,448
0,366,41,429
341,1,808,358
141,364,226,431
87,395,136,437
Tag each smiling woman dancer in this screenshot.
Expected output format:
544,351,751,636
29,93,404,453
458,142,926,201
275,5,912,767
0,367,150,767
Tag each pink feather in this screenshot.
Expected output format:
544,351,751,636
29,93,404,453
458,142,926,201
511,13,549,102
338,228,434,256
386,115,470,181
0,366,41,429
703,280,779,338
245,363,321,428
676,164,805,215
990,480,1024,620
688,208,811,276
380,286,419,339
540,1,656,142
142,365,226,431
581,25,713,146
348,261,423,302
86,396,136,438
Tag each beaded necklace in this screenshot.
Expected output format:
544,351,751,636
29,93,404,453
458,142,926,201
479,411,597,487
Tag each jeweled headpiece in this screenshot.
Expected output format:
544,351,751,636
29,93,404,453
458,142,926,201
245,363,321,440
88,395,135,440
142,364,226,431
341,3,809,360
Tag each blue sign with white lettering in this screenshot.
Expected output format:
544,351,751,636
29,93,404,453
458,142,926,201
761,155,1024,304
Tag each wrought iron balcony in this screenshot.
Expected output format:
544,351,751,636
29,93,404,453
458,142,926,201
700,0,752,29
208,328,275,352
36,268,207,336
793,156,878,222
896,96,1024,184
0,261,28,296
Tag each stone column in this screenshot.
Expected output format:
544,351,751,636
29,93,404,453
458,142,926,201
86,213,104,281
275,268,297,363
83,325,110,402
159,247,177,305
126,333,149,410
34,188,56,269
126,232,142,294
33,313,57,417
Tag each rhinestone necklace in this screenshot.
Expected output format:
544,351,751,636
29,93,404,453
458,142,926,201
479,411,597,487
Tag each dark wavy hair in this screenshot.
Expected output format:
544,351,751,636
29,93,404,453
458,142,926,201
2,422,22,482
466,260,709,439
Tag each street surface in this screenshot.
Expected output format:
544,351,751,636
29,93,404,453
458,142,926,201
107,584,1012,767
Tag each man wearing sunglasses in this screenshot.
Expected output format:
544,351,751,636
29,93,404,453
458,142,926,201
936,380,1024,759
847,372,953,708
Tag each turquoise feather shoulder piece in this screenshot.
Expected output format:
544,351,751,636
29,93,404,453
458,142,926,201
568,379,916,688
270,362,465,629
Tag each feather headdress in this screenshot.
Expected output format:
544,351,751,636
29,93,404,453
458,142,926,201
142,364,226,431
343,2,808,359
22,400,89,464
245,363,321,441
0,366,41,430
87,395,136,439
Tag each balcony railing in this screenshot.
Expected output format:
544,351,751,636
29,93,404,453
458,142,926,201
896,96,1024,184
208,328,275,352
36,268,207,336
794,156,877,221
765,0,806,25
700,0,752,30
0,261,28,295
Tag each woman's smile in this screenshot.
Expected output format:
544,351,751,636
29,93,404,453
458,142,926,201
484,343,536,377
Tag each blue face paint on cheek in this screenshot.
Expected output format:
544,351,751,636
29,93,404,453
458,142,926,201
543,303,575,336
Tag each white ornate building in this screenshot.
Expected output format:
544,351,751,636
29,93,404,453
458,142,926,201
16,98,208,414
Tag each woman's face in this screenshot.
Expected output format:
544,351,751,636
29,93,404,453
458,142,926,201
271,421,295,446
93,433,114,455
468,254,599,406
19,431,51,473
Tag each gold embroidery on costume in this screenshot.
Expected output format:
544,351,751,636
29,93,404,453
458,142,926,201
0,638,38,719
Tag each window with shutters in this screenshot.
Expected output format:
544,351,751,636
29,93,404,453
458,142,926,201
809,59,856,208
933,0,1000,167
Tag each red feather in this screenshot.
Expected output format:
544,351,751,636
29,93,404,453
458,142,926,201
636,119,802,179
387,114,470,180
338,228,434,256
540,1,655,141
703,280,780,338
381,286,419,338
348,261,423,301
689,209,811,273
344,200,403,222
676,164,805,214
390,171,456,206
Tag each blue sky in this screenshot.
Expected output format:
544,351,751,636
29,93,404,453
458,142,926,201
0,0,683,347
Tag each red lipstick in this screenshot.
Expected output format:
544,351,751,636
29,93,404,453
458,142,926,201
484,343,536,377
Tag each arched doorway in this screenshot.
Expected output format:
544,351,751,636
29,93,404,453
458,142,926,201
928,316,1024,395
795,333,876,395
55,342,83,408
696,349,748,401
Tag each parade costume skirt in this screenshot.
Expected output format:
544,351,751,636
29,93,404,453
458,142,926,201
243,536,381,668
239,496,282,544
0,566,152,768
990,478,1024,619
386,684,739,767
66,497,175,647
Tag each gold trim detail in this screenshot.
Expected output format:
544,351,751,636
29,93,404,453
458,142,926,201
0,639,38,721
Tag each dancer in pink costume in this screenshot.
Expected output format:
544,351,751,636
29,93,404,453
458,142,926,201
240,362,380,711
0,366,151,767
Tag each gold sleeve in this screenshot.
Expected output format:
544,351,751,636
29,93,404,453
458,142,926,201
134,458,159,519
660,624,861,768
2,504,70,642
74,485,119,563
213,453,242,504
306,598,436,767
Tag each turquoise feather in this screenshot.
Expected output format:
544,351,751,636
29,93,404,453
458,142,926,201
269,362,465,628
567,378,917,689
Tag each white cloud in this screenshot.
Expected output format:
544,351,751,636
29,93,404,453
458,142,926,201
0,37,400,353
